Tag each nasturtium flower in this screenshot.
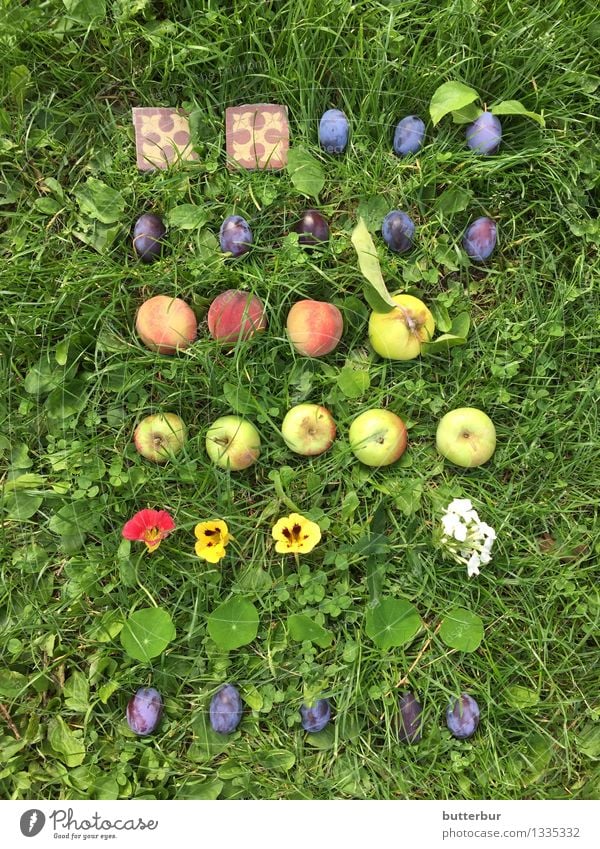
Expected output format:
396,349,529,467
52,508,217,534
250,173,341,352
194,520,230,563
272,513,321,555
122,509,175,553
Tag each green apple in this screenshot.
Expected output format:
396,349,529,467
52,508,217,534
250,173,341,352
349,409,407,467
281,403,336,456
134,413,186,463
205,415,261,471
368,293,435,360
436,407,496,467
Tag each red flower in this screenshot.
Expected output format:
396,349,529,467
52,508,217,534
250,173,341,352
122,509,175,552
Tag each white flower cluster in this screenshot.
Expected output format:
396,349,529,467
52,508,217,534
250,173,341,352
440,498,496,578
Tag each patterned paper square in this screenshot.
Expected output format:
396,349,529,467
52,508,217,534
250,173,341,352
132,107,199,171
225,104,289,170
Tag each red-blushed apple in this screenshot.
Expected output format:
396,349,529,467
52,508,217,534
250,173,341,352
207,289,267,344
368,293,435,360
205,415,261,471
348,409,407,467
281,403,336,456
286,299,343,357
436,407,496,468
136,295,197,355
134,413,186,464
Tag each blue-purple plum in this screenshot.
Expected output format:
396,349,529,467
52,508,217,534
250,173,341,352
126,687,163,736
446,693,480,739
209,684,243,735
132,213,166,262
293,209,329,246
300,698,331,733
318,109,349,154
398,692,423,744
466,112,502,154
219,215,253,257
382,210,415,253
393,115,426,156
463,217,497,262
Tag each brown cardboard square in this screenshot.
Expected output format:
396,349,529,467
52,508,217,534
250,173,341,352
132,107,199,171
225,104,289,170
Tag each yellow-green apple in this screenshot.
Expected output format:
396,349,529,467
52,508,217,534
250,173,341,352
348,409,407,467
368,293,434,360
207,289,267,344
286,299,343,357
134,413,186,463
281,403,336,456
205,415,261,471
436,407,496,467
136,295,197,354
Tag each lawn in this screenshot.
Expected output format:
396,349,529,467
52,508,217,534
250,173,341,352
1,0,599,801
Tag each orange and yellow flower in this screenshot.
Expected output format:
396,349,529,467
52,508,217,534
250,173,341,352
271,513,321,555
194,519,230,563
122,509,175,553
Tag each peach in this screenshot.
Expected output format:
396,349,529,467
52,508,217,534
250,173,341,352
286,299,343,357
136,295,197,355
207,289,267,344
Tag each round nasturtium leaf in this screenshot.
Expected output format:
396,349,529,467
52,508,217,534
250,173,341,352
120,607,176,662
439,607,484,653
365,598,422,651
207,598,259,650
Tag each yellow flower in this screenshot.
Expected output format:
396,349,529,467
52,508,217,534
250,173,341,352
194,519,230,563
272,513,321,555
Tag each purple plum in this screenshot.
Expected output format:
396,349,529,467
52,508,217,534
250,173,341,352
446,693,480,739
463,217,497,262
209,684,243,735
466,112,502,154
126,687,163,736
398,692,423,743
393,115,426,156
318,109,349,154
300,698,331,732
132,213,166,262
219,215,252,257
382,210,415,253
293,209,329,246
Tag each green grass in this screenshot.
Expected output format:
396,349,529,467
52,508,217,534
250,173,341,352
1,0,599,800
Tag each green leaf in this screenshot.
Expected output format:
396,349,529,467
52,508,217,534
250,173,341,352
288,614,332,648
9,65,31,112
223,382,256,414
286,148,325,199
49,501,98,536
422,333,468,355
577,724,600,760
336,365,370,398
72,219,121,253
451,103,482,124
3,492,44,520
356,196,388,232
63,671,89,712
439,607,484,652
35,197,63,215
261,749,296,771
207,598,259,650
365,598,421,650
351,218,395,312
120,607,176,662
167,203,207,230
62,0,106,25
429,81,479,126
450,312,470,337
176,778,223,800
491,99,545,127
0,669,27,697
429,301,452,333
47,716,86,767
435,186,473,216
73,177,125,224
505,685,540,709
46,379,88,419
24,358,64,395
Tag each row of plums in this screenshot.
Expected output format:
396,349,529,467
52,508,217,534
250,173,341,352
133,207,497,264
319,108,503,156
127,684,481,741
